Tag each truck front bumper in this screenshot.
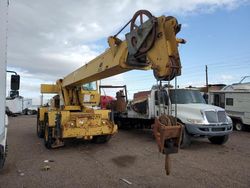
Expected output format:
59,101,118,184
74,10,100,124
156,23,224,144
185,123,233,137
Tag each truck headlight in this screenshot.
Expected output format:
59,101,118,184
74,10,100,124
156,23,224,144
186,118,204,124
227,116,232,124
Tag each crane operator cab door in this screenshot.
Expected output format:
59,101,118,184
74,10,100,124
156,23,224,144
81,82,100,107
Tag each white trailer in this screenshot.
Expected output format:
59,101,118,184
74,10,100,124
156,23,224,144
6,96,32,114
0,0,9,169
209,90,250,131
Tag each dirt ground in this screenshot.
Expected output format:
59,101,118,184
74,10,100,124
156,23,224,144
0,116,250,188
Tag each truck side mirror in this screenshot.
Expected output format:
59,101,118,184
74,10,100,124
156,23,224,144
11,74,20,91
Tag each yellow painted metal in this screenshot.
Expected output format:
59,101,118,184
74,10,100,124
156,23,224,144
48,111,57,127
62,41,130,87
64,105,81,111
63,116,117,138
62,16,181,88
60,111,70,125
39,107,49,121
41,84,59,94
54,110,118,139
94,109,110,119
147,16,181,78
80,89,100,106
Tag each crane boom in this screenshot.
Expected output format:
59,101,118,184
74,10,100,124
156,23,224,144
62,10,183,88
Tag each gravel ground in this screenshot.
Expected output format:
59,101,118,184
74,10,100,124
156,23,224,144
0,115,250,188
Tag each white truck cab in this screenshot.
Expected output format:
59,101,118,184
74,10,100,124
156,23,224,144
167,88,232,147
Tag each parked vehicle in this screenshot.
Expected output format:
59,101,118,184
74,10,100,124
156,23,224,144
110,85,233,147
0,0,9,169
6,96,33,115
0,0,19,169
209,77,250,131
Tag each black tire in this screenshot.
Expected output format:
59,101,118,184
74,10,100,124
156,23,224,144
37,120,44,138
92,135,111,144
37,111,44,138
0,144,6,169
180,125,191,149
234,122,244,131
208,135,229,145
44,125,55,149
116,120,123,129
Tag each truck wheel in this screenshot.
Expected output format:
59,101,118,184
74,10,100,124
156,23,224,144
116,120,123,129
92,135,111,144
44,126,55,149
180,125,191,149
27,110,32,115
37,116,44,138
208,135,229,145
37,122,44,138
0,144,6,169
234,122,244,131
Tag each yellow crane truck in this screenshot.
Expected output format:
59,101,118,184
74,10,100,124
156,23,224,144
37,10,184,157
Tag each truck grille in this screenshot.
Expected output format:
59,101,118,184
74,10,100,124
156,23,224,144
217,111,227,123
204,110,227,123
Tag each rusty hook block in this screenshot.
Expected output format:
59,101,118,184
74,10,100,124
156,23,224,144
152,115,183,175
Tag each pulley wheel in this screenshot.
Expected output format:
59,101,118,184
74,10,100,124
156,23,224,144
130,10,157,54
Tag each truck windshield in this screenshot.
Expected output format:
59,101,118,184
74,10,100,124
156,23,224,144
169,89,206,104
82,82,97,91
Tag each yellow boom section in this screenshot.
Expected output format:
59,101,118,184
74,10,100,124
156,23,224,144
62,11,183,88
40,84,59,94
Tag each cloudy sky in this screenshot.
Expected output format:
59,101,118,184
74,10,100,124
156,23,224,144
6,0,250,104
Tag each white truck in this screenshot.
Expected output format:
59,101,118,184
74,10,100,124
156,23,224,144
0,0,20,169
0,0,9,169
112,85,233,147
6,96,33,114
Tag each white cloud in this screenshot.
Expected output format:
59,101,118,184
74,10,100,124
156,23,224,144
220,74,235,83
6,0,248,104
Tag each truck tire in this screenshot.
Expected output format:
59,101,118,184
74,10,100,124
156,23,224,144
208,135,229,145
234,122,244,131
116,120,123,129
37,112,44,138
37,121,44,138
92,135,111,144
0,144,6,169
180,125,191,149
27,110,32,115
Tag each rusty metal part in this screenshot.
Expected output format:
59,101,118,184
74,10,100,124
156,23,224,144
129,10,157,55
113,90,127,113
152,115,182,175
130,10,153,31
113,19,132,38
165,155,170,175
51,139,64,149
165,16,182,34
153,56,181,81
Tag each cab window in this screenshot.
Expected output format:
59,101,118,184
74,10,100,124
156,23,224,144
82,82,97,91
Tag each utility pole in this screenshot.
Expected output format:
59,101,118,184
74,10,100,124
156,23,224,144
205,65,208,93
